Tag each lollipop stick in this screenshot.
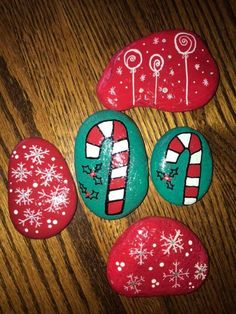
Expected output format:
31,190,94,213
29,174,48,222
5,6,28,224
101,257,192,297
185,55,189,105
154,73,158,105
132,70,135,106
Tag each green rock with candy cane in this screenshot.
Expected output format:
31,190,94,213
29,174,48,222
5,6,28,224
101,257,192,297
150,127,212,206
74,110,148,219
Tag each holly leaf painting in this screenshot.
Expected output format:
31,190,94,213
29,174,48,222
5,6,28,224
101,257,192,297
89,191,99,200
93,176,102,185
82,165,92,174
169,167,178,178
166,181,174,190
79,182,87,193
156,170,165,180
94,163,102,172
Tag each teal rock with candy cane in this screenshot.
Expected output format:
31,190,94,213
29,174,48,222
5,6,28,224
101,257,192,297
75,110,148,219
150,127,212,206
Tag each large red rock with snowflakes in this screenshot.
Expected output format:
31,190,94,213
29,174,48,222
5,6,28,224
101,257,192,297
8,138,77,239
107,217,209,296
97,30,219,112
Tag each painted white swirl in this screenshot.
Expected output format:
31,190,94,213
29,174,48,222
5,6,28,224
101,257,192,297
149,54,164,74
174,32,197,55
124,49,143,71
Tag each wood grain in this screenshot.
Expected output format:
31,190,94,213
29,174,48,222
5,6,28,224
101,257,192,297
0,0,235,313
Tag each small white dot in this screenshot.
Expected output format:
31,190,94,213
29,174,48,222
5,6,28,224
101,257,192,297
115,262,119,266
195,56,198,59
33,183,38,188
178,80,181,83
193,81,196,83
22,145,26,149
148,267,153,271
151,279,156,283
162,87,168,93
188,240,193,245
47,219,51,223
146,50,149,53
192,285,195,288
185,252,190,257
168,55,172,59
120,81,123,84
117,267,122,271
25,228,29,232
189,282,192,285
9,189,13,193
178,63,180,66
35,230,39,234
15,155,19,159
152,285,155,288
13,210,18,215
161,48,164,51
152,243,157,248
51,157,56,161
195,91,198,94
142,42,146,46
210,72,214,75
38,202,42,206
64,179,68,184
62,212,66,215
202,71,205,74
156,282,160,286
48,224,52,229
125,86,128,89
13,151,16,155
202,49,204,52
60,166,63,169
207,60,209,63
163,79,166,82
30,165,34,169
190,248,193,252
162,38,166,43
138,230,142,234
53,220,58,225
160,262,164,267
120,262,125,267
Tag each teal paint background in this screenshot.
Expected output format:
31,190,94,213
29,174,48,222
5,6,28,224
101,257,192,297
75,110,148,219
150,127,213,206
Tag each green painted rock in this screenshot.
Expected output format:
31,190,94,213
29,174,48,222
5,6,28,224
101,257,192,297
75,110,148,219
151,127,212,206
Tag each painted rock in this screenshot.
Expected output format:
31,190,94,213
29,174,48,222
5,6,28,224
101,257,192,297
97,30,219,112
151,127,212,206
107,216,209,296
8,138,77,239
75,110,148,219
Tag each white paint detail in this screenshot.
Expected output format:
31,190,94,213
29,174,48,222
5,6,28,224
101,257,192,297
112,140,128,154
190,150,202,164
86,143,100,158
165,150,179,163
184,197,197,205
108,189,124,201
98,121,113,138
111,166,127,178
178,133,191,147
186,177,200,186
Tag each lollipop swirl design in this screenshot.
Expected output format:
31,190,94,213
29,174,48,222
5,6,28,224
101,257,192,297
174,32,197,105
124,49,143,106
149,54,164,105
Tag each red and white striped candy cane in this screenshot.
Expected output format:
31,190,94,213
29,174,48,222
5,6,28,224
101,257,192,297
165,132,202,205
86,120,129,215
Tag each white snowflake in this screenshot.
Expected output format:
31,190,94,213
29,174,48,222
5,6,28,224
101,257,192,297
163,261,189,288
167,93,174,100
169,69,175,76
194,63,200,70
25,145,49,165
116,66,122,75
124,274,145,294
129,242,154,265
109,86,116,95
15,188,33,205
35,164,62,186
153,37,159,45
160,229,184,255
140,74,146,82
11,162,32,182
194,263,208,280
38,185,69,213
202,78,209,86
18,209,42,228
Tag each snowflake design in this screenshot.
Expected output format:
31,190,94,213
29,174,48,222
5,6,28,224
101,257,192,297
153,37,159,45
194,63,200,70
202,78,209,86
163,261,189,288
116,66,123,75
24,145,49,165
194,263,208,280
35,164,62,186
140,74,146,82
169,69,175,76
11,162,32,182
18,209,42,228
15,188,33,205
160,229,184,255
124,274,145,294
137,227,149,240
167,93,174,100
129,242,154,265
108,86,116,95
38,185,69,213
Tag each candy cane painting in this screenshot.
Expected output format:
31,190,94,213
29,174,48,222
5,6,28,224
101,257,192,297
124,49,143,106
149,54,164,105
174,32,197,105
151,127,212,206
85,120,130,215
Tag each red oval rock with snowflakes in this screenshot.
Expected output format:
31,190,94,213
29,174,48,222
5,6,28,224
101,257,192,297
97,30,219,112
8,138,77,239
107,217,209,296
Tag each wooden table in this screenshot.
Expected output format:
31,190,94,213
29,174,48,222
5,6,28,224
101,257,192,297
0,1,235,313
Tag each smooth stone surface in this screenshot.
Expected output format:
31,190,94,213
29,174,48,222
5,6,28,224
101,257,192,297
8,138,77,239
151,127,212,206
97,30,219,112
107,216,209,297
75,110,148,219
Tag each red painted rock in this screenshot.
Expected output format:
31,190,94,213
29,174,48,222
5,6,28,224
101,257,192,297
8,138,77,239
107,217,209,296
97,30,219,112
